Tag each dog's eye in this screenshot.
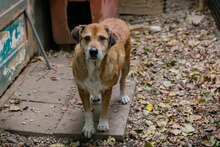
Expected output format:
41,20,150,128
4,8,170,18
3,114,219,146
99,36,106,42
84,36,90,41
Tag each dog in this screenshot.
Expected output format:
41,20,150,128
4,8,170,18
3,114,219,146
71,18,161,138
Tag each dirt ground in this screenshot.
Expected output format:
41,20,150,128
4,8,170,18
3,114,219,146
0,0,220,146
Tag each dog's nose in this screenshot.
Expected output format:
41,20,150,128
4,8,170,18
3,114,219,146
89,47,98,57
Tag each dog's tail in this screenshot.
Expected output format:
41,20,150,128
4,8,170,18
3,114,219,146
129,24,162,32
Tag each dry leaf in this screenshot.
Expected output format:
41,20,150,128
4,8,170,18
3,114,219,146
50,77,61,81
76,99,82,105
9,106,21,112
31,108,40,113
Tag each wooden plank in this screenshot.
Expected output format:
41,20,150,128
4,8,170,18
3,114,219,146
50,0,75,44
0,0,18,14
0,0,26,30
118,0,163,15
0,14,29,96
102,0,118,19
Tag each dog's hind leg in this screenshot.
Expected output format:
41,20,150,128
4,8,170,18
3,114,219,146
119,37,131,104
97,87,112,132
78,86,95,138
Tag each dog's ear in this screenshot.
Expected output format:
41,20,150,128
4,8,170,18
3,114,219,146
105,26,118,48
71,25,85,43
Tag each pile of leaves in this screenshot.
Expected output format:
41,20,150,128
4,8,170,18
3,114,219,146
119,5,220,147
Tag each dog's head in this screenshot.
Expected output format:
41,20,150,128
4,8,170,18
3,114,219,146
71,24,118,61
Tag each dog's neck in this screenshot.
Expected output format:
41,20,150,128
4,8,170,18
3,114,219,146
86,60,101,69
86,59,101,77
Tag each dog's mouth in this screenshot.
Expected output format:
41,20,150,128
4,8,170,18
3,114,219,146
89,56,99,60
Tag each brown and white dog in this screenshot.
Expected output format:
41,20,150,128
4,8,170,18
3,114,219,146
71,18,161,138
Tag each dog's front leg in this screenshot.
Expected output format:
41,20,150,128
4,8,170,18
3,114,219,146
97,87,112,132
78,86,95,138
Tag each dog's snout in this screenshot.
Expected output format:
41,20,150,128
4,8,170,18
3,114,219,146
89,47,98,58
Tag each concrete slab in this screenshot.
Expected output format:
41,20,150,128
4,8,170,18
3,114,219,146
11,58,75,105
0,54,137,140
54,80,136,140
0,101,64,135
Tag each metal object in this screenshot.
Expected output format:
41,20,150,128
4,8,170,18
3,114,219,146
24,10,51,69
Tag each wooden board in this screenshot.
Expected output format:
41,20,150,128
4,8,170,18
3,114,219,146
118,0,163,15
0,14,31,96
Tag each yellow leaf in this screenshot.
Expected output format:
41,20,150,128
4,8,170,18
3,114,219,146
145,104,153,111
50,105,55,109
135,31,139,35
169,119,174,125
211,70,217,74
173,136,178,143
168,91,176,97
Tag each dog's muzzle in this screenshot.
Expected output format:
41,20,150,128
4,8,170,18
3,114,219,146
89,47,98,59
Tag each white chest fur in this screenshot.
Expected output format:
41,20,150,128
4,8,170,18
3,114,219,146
77,60,108,96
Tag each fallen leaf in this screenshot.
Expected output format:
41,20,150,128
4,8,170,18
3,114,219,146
173,136,178,143
31,108,40,113
3,104,10,108
107,136,116,146
33,89,37,93
158,102,167,108
50,105,56,109
210,136,216,146
135,31,139,35
145,120,153,126
56,64,65,68
145,104,153,111
9,106,21,112
157,121,167,127
181,124,195,136
23,106,29,110
76,99,82,105
0,129,4,134
9,98,22,104
38,56,45,62
172,123,181,129
202,139,211,147
162,81,173,88
185,107,192,113
50,77,61,81
61,107,68,111
69,141,80,147
14,91,22,97
189,72,200,77
144,141,153,147
171,129,181,135
143,110,150,116
49,143,66,147
70,99,76,105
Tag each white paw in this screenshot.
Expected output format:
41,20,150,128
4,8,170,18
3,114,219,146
91,95,101,102
97,119,109,132
83,112,95,138
120,95,130,104
82,124,95,138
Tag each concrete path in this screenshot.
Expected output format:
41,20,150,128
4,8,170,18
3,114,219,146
0,54,136,140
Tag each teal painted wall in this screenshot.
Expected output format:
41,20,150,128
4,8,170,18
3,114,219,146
0,14,29,95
